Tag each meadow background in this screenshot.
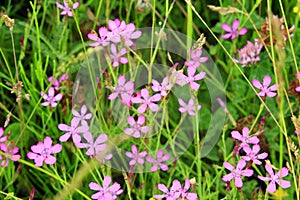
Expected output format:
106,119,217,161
0,0,300,199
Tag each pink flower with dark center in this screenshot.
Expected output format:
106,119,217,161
107,75,134,107
124,115,149,138
110,44,128,67
175,179,198,200
181,67,206,90
89,176,123,200
222,160,254,188
152,77,173,96
58,118,89,146
27,136,62,167
80,132,107,156
258,164,291,193
0,127,7,148
131,88,161,113
72,105,92,126
222,19,247,40
41,87,63,107
231,127,260,150
125,145,147,166
185,48,208,70
178,98,201,116
153,182,181,200
56,1,79,17
233,39,263,67
252,75,279,98
242,144,268,165
0,144,21,167
88,27,111,47
146,149,170,172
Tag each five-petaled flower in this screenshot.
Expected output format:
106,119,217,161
221,19,247,40
89,176,123,200
242,144,268,165
146,149,170,172
178,98,201,116
252,75,279,98
222,159,254,188
125,144,147,166
152,77,173,96
72,104,92,126
181,67,206,91
41,87,63,108
80,132,108,157
58,118,89,146
88,27,111,47
258,164,291,193
153,182,181,200
175,179,198,200
231,127,260,150
124,115,149,138
110,44,128,67
131,88,161,113
27,136,62,167
0,143,21,167
56,1,79,17
107,75,134,107
185,48,208,70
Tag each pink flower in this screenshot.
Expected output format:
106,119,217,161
124,115,149,138
80,132,108,156
242,144,268,165
231,127,260,150
0,144,21,167
252,75,279,98
151,77,173,96
107,75,134,107
58,118,89,146
72,105,92,126
27,136,62,167
110,44,128,67
178,98,201,116
185,48,208,70
233,39,263,67
120,23,142,46
221,19,247,40
89,176,123,199
222,160,254,188
258,164,291,193
175,179,198,200
41,87,63,107
146,149,170,172
295,71,300,92
48,74,69,91
0,127,8,147
131,88,161,113
55,1,79,17
125,145,147,166
153,182,181,200
88,27,111,47
181,67,206,90
108,19,127,43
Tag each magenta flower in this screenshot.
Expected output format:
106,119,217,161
185,48,208,70
88,27,111,47
0,144,21,167
221,19,247,40
178,98,201,116
131,88,161,113
80,132,108,156
222,160,254,188
124,115,149,138
175,179,198,200
242,144,268,165
0,127,8,147
153,182,181,200
56,1,79,17
252,75,279,98
120,23,142,46
146,149,170,172
48,74,69,91
182,67,206,90
110,44,128,67
258,164,291,193
151,77,173,96
125,145,147,166
233,39,263,67
107,75,134,107
27,136,62,167
231,127,260,150
41,87,63,108
108,19,127,43
58,118,89,146
72,105,92,126
89,176,123,200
